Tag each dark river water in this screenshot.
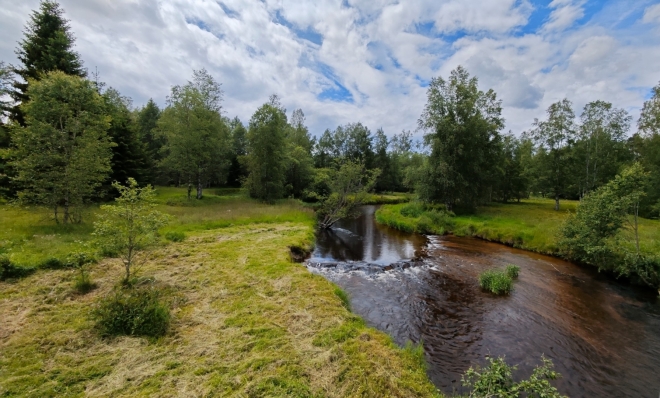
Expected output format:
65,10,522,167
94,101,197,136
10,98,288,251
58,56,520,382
308,206,660,398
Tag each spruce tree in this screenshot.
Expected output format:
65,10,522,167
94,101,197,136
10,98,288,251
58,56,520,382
11,0,85,125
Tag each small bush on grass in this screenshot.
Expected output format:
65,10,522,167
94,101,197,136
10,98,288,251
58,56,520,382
505,264,520,279
68,251,97,294
479,269,513,295
164,231,186,242
40,257,67,269
0,255,35,281
93,286,170,337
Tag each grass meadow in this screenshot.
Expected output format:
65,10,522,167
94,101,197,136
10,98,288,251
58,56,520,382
0,187,441,397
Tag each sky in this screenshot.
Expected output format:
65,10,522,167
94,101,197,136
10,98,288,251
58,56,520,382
1,0,659,139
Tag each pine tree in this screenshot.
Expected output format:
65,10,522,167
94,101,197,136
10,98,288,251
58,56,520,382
11,1,85,125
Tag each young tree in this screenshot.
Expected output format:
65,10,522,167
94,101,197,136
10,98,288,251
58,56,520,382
135,98,163,182
373,128,393,192
103,88,151,190
496,133,528,203
158,69,230,198
11,0,85,125
288,108,314,154
226,116,248,187
575,101,631,196
0,63,14,198
559,163,649,273
317,161,380,229
314,129,335,168
532,99,576,210
245,95,288,202
94,178,170,283
11,71,113,223
417,66,504,210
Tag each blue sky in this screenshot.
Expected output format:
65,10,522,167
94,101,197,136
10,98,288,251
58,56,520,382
0,0,659,137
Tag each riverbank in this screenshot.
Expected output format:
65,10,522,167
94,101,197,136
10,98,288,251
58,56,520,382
376,198,660,257
0,188,441,397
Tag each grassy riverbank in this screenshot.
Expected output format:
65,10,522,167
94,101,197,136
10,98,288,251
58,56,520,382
0,188,441,397
376,198,660,256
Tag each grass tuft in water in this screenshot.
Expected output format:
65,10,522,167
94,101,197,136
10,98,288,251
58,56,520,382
479,269,514,295
505,264,520,279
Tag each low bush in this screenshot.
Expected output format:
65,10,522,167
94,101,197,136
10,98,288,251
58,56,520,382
505,264,520,279
0,255,35,280
479,269,513,295
165,230,186,242
93,286,170,337
68,251,97,294
40,257,68,269
461,355,566,398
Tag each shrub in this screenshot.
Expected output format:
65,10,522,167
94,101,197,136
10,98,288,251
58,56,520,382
40,257,67,269
164,231,186,242
0,255,35,280
479,269,513,295
93,287,170,337
462,356,566,398
505,264,520,279
68,251,97,294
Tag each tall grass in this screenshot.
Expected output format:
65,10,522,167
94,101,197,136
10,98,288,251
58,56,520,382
375,202,453,234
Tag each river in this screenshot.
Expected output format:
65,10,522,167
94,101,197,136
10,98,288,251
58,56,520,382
307,205,660,397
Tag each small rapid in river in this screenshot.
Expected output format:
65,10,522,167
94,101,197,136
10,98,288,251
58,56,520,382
307,205,660,397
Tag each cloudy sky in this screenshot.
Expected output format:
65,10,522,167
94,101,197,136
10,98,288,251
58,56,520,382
1,0,659,138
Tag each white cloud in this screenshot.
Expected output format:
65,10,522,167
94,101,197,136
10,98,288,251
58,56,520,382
0,0,658,139
643,3,660,24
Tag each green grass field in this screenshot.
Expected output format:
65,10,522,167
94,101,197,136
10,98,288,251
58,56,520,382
377,198,660,256
0,188,441,397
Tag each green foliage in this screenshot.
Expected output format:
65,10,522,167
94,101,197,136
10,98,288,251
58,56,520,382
158,69,230,199
67,250,97,293
461,356,566,398
375,202,454,235
245,96,288,202
417,66,504,210
479,269,513,295
10,0,85,125
103,87,151,191
164,231,186,242
505,264,520,279
93,286,170,337
0,255,35,280
333,287,351,311
94,178,170,282
11,71,114,223
531,99,576,210
135,98,163,183
559,163,660,287
317,160,380,229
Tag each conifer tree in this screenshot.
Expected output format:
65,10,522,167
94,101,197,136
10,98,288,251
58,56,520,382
11,0,85,125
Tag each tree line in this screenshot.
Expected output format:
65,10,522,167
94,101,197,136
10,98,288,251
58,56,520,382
2,1,660,225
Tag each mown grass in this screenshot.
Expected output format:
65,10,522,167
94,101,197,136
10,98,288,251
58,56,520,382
0,187,442,397
377,198,660,257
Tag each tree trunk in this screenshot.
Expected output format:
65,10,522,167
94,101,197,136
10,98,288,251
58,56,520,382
554,194,560,211
196,179,203,200
53,205,59,224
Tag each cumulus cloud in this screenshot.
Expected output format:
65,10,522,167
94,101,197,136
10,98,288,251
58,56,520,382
0,0,658,138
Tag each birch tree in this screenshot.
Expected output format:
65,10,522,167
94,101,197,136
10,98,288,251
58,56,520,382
158,69,230,198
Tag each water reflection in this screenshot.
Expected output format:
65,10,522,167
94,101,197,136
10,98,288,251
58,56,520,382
312,205,427,264
308,206,660,398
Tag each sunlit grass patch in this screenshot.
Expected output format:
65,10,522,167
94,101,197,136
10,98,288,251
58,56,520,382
0,189,441,397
